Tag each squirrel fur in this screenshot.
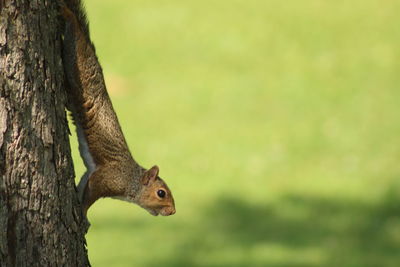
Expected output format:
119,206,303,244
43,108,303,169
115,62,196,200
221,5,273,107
60,1,175,217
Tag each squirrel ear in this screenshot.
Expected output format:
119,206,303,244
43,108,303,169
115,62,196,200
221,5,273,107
149,165,160,177
141,165,159,185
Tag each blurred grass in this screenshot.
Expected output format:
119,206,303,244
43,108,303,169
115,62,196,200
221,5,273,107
69,0,400,266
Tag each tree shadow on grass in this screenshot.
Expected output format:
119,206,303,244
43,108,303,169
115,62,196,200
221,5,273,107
148,189,400,267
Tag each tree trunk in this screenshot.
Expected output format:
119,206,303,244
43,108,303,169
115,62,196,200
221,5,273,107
0,0,90,266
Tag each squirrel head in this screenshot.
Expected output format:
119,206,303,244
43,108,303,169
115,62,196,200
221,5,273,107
136,165,175,216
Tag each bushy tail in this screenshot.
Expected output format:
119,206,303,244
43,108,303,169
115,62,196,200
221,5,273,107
63,0,90,38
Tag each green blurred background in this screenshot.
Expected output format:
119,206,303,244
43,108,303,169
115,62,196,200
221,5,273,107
69,0,400,266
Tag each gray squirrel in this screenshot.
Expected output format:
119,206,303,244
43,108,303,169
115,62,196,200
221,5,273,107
61,1,175,217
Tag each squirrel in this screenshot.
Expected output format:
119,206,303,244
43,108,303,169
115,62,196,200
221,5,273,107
60,1,175,218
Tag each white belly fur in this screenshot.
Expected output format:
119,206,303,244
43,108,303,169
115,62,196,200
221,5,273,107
76,122,96,201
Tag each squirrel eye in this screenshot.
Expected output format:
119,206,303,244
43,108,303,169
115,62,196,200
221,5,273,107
157,189,166,198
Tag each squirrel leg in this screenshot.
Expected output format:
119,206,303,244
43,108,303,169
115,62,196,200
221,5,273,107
80,170,104,216
77,170,90,203
80,167,118,216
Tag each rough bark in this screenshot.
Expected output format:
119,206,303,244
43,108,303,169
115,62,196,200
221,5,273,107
0,0,90,266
